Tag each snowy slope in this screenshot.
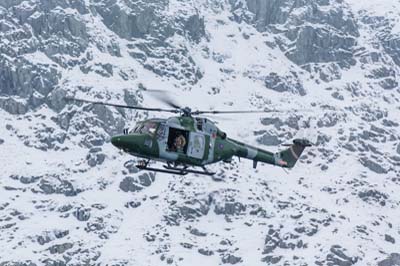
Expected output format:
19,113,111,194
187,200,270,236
0,0,400,265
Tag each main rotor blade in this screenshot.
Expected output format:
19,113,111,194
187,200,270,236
144,89,181,109
192,108,313,115
192,110,279,115
65,97,180,113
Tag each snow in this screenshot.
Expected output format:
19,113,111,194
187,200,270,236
1,0,400,265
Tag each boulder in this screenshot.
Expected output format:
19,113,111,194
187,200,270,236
385,234,395,244
138,173,155,187
221,254,242,264
73,208,91,221
198,248,214,256
261,256,282,264
358,189,388,206
48,242,73,254
326,245,359,266
214,202,246,216
119,177,142,192
257,133,280,146
359,157,388,174
38,177,78,196
378,253,400,266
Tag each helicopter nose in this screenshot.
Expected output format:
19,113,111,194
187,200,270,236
111,136,121,148
111,135,141,152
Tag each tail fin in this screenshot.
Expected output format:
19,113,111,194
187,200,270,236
276,139,312,168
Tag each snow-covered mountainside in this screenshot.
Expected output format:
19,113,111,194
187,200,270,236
1,0,400,265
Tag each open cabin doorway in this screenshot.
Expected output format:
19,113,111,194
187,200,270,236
167,127,189,153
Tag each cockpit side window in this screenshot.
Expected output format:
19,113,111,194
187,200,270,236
129,123,143,134
128,121,159,136
157,123,166,139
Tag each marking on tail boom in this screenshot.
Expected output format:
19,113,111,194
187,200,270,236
289,146,299,160
277,160,288,166
274,152,288,166
246,146,257,159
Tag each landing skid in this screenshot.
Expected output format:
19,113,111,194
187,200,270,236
163,165,215,176
135,160,215,176
136,164,189,175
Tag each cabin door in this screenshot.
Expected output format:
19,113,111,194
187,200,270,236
187,132,205,159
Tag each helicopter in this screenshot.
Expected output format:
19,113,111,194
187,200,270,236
67,93,312,176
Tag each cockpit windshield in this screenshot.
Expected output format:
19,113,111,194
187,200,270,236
129,121,158,136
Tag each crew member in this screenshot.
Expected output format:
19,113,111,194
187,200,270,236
174,134,186,152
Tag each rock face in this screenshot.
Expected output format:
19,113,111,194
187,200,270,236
0,0,205,117
264,72,306,95
1,0,400,265
235,0,359,66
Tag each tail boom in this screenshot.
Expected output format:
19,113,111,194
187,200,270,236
230,138,312,169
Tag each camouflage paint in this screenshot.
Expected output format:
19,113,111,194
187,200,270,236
111,116,311,169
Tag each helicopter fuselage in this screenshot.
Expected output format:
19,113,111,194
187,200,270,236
111,116,232,166
111,116,311,169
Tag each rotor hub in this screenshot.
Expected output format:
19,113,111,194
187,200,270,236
181,107,192,117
